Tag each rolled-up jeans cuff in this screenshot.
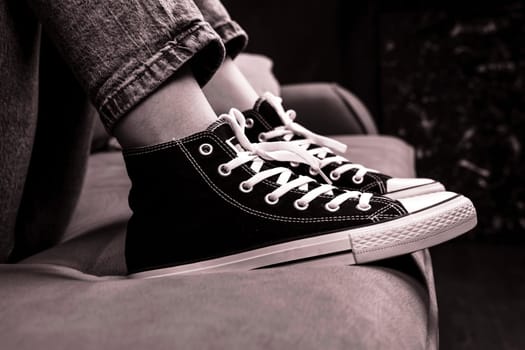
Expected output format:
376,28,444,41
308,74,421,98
212,20,248,59
98,21,225,133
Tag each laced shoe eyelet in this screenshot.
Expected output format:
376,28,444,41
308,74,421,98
218,164,231,176
294,200,309,211
239,181,253,193
199,143,213,156
309,168,319,176
245,118,254,128
352,175,364,184
356,203,372,211
330,171,340,181
265,193,279,205
258,133,267,142
325,203,340,212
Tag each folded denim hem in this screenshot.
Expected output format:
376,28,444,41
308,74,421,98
212,20,248,59
98,21,225,133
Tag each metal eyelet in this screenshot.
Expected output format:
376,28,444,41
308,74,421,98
325,203,340,212
309,168,319,176
289,162,299,168
330,171,341,181
218,164,231,176
199,143,213,156
258,133,267,142
294,200,309,211
239,181,253,193
245,118,254,128
352,175,364,184
265,193,279,205
356,203,372,211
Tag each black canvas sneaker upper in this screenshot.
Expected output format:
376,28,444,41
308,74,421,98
123,109,477,277
242,92,445,199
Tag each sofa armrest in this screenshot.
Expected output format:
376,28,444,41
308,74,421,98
280,82,378,135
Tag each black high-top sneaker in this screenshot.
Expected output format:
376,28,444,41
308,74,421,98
123,109,477,278
242,92,445,199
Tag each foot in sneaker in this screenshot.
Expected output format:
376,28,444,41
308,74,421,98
241,92,445,199
123,109,477,278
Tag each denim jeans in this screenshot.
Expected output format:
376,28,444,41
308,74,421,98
0,0,248,262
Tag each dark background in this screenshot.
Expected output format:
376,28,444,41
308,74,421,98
223,1,525,349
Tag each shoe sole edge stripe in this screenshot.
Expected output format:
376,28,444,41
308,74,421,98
128,196,476,279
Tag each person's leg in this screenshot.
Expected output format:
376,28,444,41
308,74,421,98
26,0,226,147
202,56,260,115
113,64,218,148
192,0,259,115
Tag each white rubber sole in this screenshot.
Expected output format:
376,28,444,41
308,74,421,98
384,181,446,200
128,194,476,279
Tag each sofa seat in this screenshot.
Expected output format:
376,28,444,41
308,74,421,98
0,133,438,350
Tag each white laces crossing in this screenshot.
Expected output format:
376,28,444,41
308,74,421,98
257,92,380,184
217,109,373,212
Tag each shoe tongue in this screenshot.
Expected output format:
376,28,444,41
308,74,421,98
253,98,308,144
254,98,286,129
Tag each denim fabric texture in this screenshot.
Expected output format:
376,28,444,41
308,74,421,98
194,0,248,58
0,0,247,262
27,0,248,131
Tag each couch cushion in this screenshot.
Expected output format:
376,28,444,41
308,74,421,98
0,260,434,350
281,83,379,135
332,135,417,178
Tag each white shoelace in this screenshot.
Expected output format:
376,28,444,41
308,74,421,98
257,92,379,184
218,109,373,212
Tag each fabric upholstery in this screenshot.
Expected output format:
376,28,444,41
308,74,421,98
0,260,432,350
281,83,379,135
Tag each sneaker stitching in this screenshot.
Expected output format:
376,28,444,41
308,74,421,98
179,138,384,223
124,122,226,157
124,140,180,156
361,182,377,192
369,202,406,220
375,214,403,219
251,111,274,131
369,173,386,193
369,203,393,220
